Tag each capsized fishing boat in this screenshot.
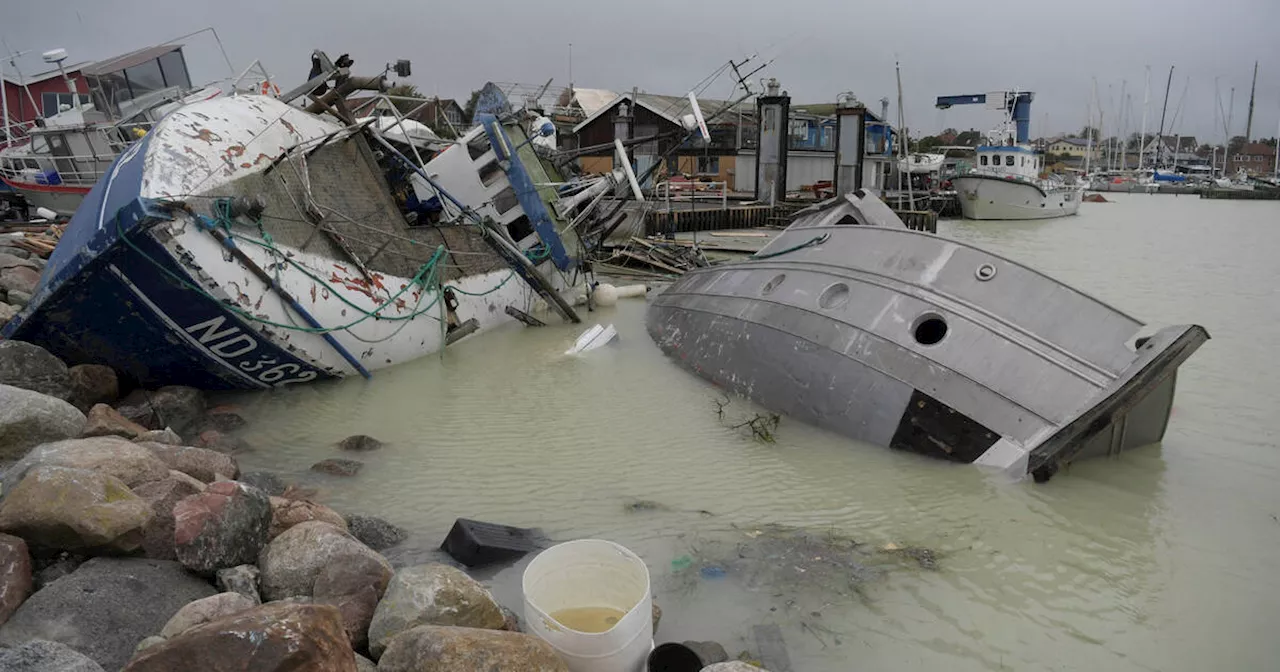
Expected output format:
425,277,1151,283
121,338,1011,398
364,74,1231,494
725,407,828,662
646,190,1208,481
1,53,607,389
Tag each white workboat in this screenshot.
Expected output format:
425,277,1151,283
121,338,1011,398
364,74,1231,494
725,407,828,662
952,119,1082,220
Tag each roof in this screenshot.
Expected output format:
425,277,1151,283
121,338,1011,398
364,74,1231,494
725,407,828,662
1150,135,1197,150
570,88,618,117
2,62,90,86
1052,137,1091,147
1238,143,1274,156
571,90,766,134
82,44,182,77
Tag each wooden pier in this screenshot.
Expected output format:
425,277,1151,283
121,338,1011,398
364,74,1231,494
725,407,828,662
1200,189,1280,200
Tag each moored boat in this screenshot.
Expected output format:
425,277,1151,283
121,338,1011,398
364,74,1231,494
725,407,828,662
646,190,1208,481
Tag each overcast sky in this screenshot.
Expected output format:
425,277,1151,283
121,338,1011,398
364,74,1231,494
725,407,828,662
5,0,1279,144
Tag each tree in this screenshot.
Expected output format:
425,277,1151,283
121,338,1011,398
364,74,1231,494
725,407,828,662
461,89,483,125
1228,135,1247,156
1078,126,1100,141
386,84,426,116
954,129,981,146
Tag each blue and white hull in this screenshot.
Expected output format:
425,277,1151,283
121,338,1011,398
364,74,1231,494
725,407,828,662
2,94,582,389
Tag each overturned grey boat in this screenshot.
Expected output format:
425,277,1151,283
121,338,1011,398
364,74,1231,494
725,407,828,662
646,191,1209,481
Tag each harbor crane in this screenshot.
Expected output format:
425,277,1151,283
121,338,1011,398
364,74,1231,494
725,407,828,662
935,91,1035,144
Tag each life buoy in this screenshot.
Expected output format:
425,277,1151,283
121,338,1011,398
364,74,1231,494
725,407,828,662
259,81,282,97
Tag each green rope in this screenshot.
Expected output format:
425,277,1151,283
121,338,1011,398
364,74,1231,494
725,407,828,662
750,232,831,260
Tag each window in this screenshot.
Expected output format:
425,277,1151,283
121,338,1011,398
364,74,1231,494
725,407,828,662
980,155,989,166
40,92,91,117
1005,155,1015,166
157,50,191,90
789,119,809,140
123,59,166,98
23,159,39,170
696,155,720,174
1021,157,1026,166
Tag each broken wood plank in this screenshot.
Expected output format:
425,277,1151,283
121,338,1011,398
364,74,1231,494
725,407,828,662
616,250,685,276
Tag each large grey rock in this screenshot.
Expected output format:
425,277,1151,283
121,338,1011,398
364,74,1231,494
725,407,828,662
345,514,407,551
0,266,40,298
133,477,204,560
367,563,505,659
139,442,238,482
0,466,152,553
158,591,256,638
66,364,118,412
338,435,384,452
0,384,85,461
134,427,183,445
257,521,392,602
121,602,356,672
31,552,82,591
0,557,217,670
311,458,363,477
0,248,32,261
6,289,31,307
215,564,261,604
173,481,271,575
270,496,347,539
312,552,392,650
0,341,69,399
238,470,287,496
355,653,376,672
114,386,205,433
0,302,18,325
80,403,150,439
0,639,106,672
0,532,33,626
1,436,169,500
376,625,568,671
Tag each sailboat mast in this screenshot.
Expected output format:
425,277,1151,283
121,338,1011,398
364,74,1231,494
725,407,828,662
1245,61,1258,140
1155,66,1174,167
1225,87,1235,175
1138,66,1150,170
895,60,913,206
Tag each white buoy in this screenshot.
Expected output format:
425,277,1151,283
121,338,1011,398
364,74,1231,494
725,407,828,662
613,284,648,299
592,283,618,307
34,207,58,221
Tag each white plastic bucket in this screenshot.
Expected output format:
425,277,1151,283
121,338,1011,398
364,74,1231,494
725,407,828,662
523,540,653,672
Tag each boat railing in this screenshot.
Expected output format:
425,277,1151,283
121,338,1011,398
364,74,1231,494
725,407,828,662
656,180,729,210
227,59,281,97
0,122,159,189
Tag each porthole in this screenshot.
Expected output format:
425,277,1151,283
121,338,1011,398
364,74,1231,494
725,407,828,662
975,263,997,281
761,274,786,296
818,283,850,309
912,313,948,345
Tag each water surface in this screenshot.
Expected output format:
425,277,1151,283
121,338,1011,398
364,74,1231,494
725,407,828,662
229,192,1280,671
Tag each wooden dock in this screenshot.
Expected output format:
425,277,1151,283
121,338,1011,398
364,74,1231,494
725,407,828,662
1200,189,1280,200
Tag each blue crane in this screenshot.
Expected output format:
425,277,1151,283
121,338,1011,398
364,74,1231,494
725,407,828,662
935,91,1035,144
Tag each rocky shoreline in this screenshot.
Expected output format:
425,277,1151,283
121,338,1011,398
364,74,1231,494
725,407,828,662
0,338,770,671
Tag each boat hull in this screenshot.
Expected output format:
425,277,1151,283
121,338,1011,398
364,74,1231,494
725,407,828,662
646,200,1207,479
0,177,89,216
954,175,1080,220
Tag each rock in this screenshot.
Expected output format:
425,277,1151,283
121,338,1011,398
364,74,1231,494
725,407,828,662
258,521,392,602
173,481,271,575
239,471,287,496
197,405,248,432
0,533,33,626
122,602,356,672
311,458,363,477
312,553,392,650
2,436,170,499
653,603,662,632
113,390,160,430
81,403,149,439
703,663,770,672
134,427,182,445
0,640,106,672
32,552,82,590
216,564,261,604
0,341,69,399
367,563,505,659
684,640,730,665
134,636,166,653
0,466,152,553
66,365,119,412
0,384,85,461
132,477,204,560
159,592,257,638
0,302,17,324
270,497,348,539
148,386,206,434
355,653,377,672
338,435,384,452
6,289,31,307
195,429,252,454
376,625,569,671
0,557,217,670
0,247,32,261
167,469,208,491
140,442,238,482
0,266,40,297
500,606,521,632
345,514,407,551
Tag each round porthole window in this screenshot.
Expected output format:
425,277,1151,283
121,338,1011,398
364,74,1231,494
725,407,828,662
912,313,948,345
975,263,997,281
818,283,850,309
761,274,786,296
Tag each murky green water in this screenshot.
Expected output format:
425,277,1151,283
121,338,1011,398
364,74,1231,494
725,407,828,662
227,192,1280,671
